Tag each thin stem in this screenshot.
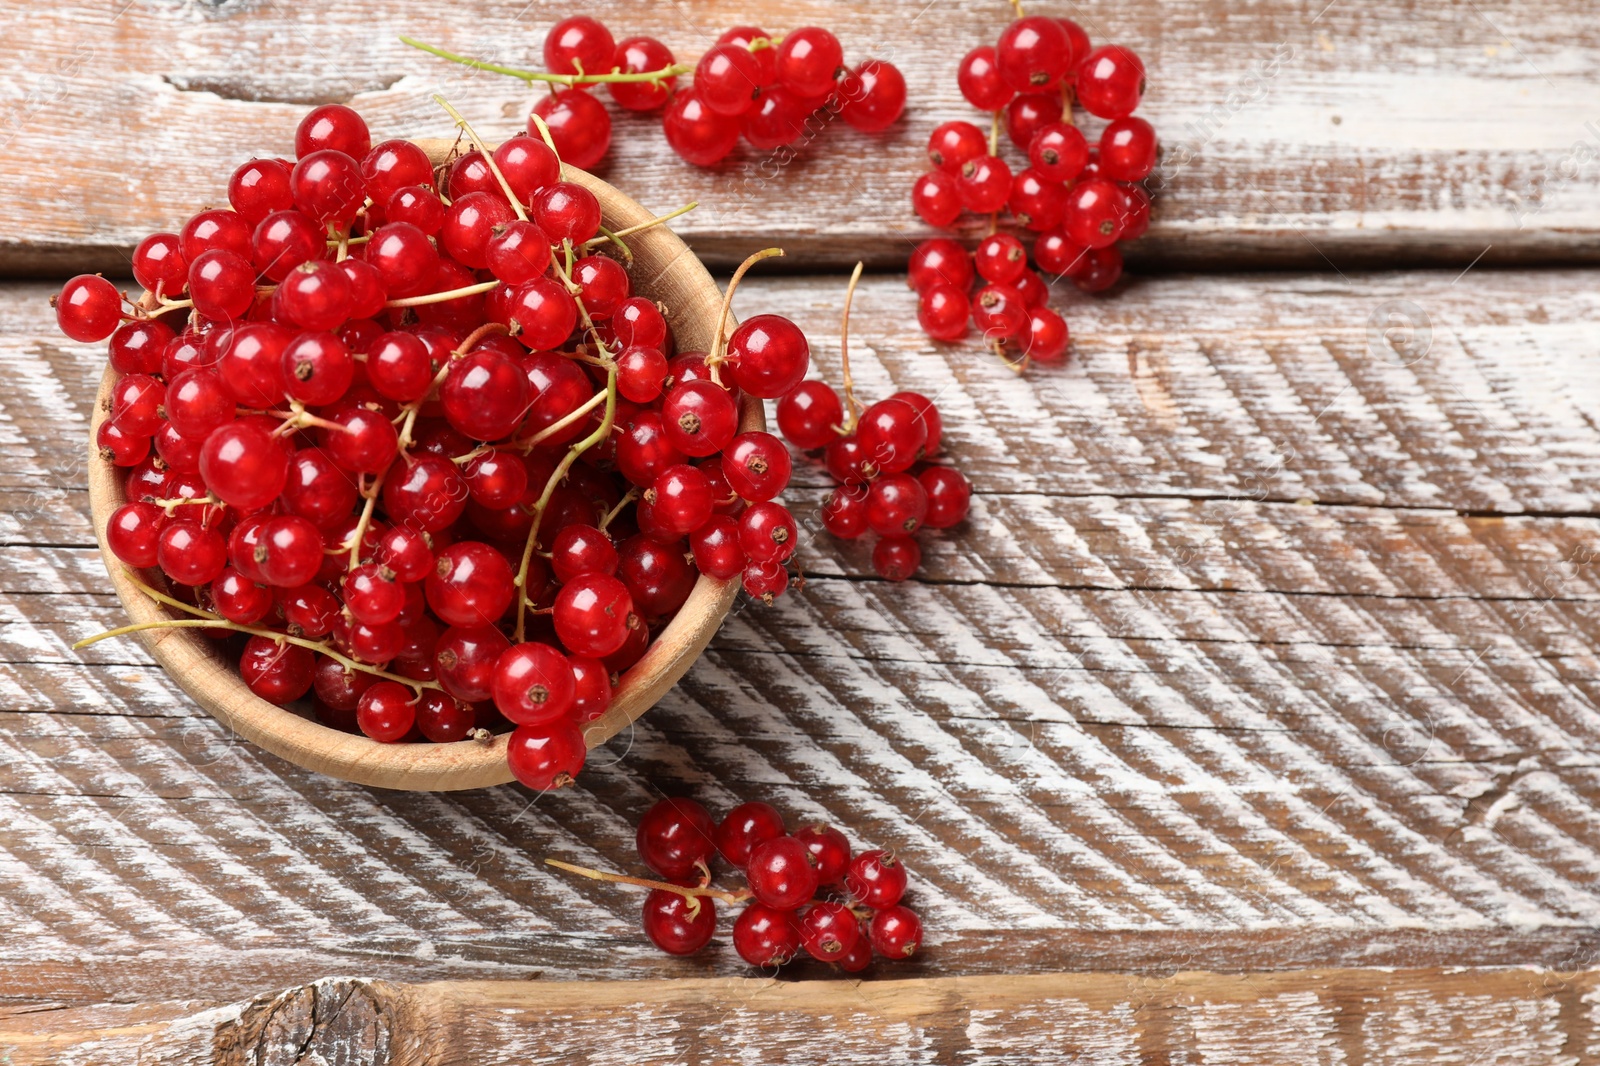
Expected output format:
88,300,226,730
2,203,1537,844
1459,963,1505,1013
590,225,633,263
402,37,689,88
706,247,785,384
598,487,637,531
433,94,529,221
1010,0,1026,16
544,859,751,904
385,280,498,309
580,201,699,250
988,111,1002,236
514,388,606,452
346,468,390,572
839,261,866,431
1059,81,1076,125
527,112,559,155
75,618,226,646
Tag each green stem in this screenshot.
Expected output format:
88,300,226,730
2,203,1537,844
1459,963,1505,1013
385,280,498,309
402,37,689,87
433,94,530,221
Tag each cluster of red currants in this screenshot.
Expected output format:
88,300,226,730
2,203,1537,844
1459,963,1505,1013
62,103,812,790
409,17,906,171
770,270,971,581
908,13,1156,362
621,797,922,970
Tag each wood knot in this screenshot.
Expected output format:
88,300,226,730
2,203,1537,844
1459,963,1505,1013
215,977,402,1066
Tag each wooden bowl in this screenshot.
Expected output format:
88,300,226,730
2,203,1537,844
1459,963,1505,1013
86,145,756,791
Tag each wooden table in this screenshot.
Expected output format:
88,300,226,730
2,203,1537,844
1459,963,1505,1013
3,1,1599,1062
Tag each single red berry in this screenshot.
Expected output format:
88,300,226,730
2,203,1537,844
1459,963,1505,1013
690,515,746,580
662,379,739,457
1034,230,1091,277
1074,244,1124,293
721,431,791,503
109,373,166,437
281,584,341,638
180,209,252,262
157,519,228,586
1099,116,1158,181
872,537,921,581
442,348,532,442
1120,183,1153,240
105,502,165,567
544,15,615,77
617,533,697,618
131,233,188,297
356,681,416,742
509,277,579,351
997,15,1072,91
839,930,873,972
616,409,688,488
775,380,842,451
492,135,561,203
919,467,973,528
367,221,440,296
642,890,716,955
855,398,927,474
846,849,908,908
383,454,468,532
200,419,289,510
617,345,669,404
433,624,511,704
738,501,797,564
715,801,786,866
926,120,988,174
187,250,257,321
1077,45,1146,119
957,45,1011,110
866,472,929,536
492,641,577,725
612,297,668,350
1014,269,1050,309
696,43,764,117
957,155,1012,214
662,88,741,167
742,560,788,602
799,901,861,962
415,691,476,743
794,824,852,883
291,149,367,226
838,59,907,133
1009,168,1069,232
1026,306,1071,363
1064,178,1126,248
821,485,868,539
1029,122,1090,183
359,139,433,206
255,514,325,588
553,572,637,658
746,835,819,910
1004,92,1059,151
824,435,877,485
440,191,516,270
228,158,293,226
609,36,678,111
911,170,962,228
637,797,716,880
281,330,353,406
907,238,974,293
972,284,1029,340
776,26,842,98
343,562,405,625
239,636,315,705
320,404,399,475
919,284,970,342
375,525,435,583
531,89,612,170
868,905,923,959
573,254,631,319
725,314,809,399
426,541,514,627
386,185,446,234
741,86,808,150
252,209,324,282
295,104,371,158
733,902,802,967
506,722,586,789
569,656,612,722
975,233,1028,284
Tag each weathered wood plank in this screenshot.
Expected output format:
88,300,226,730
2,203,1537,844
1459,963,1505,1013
5,0,1600,272
4,970,1598,1065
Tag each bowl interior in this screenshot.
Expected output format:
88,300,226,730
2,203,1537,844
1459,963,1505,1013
86,148,755,790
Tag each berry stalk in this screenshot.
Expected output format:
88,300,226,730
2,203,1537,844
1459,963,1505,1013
402,36,690,87
706,247,785,386
837,261,866,432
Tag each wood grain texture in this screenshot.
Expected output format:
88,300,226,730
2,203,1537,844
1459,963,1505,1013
3,268,1598,1012
5,970,1599,1065
5,0,1600,273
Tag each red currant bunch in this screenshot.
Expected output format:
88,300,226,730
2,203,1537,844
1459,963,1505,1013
408,21,907,171
771,267,972,581
73,102,810,791
555,797,924,970
909,13,1156,365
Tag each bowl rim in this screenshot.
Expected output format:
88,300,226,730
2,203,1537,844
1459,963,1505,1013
86,154,756,791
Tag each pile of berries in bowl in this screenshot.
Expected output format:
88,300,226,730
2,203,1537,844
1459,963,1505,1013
67,103,813,792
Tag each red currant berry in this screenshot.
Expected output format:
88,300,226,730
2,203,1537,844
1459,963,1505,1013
740,86,808,150
375,525,435,583
157,519,228,586
228,158,293,227
485,220,552,287
957,45,1012,110
509,277,579,351
957,155,1012,214
1074,244,1124,293
367,331,434,403
1029,122,1090,183
252,209,324,282
846,848,908,908
642,890,715,956
1064,178,1126,248
359,139,433,206
721,431,791,503
823,435,877,485
663,88,741,167
1099,116,1157,181
997,15,1072,92
544,15,615,77
732,903,802,968
1120,183,1153,240
609,36,677,111
200,418,289,509
926,120,987,175
1014,268,1050,309
1026,306,1070,363
433,623,511,704
719,26,779,84
240,636,315,704
689,514,746,580
856,398,927,474
356,681,416,742
255,514,325,588
637,797,716,880
415,691,475,743
573,254,630,318
616,345,669,404
1034,230,1091,277
343,562,405,625
209,567,272,624
919,284,970,342
109,373,165,437
492,135,561,205
839,932,873,973
972,284,1029,340
180,209,252,262
794,824,852,883
662,379,739,457
613,297,668,350
746,835,819,910
872,537,921,581
1004,92,1059,151
553,572,636,658
291,149,367,226
568,656,612,722
426,542,513,627
799,901,861,962
866,473,928,536
776,26,843,98
738,501,797,564
975,233,1028,284
441,192,516,270
295,104,370,159
386,185,446,235
320,404,399,475
447,150,502,201
775,380,842,451
132,233,188,297
367,221,440,296
919,467,972,528
1009,167,1069,231
1076,45,1146,119
821,485,868,539
442,348,532,442
695,43,763,117
187,250,257,321
531,89,612,170
492,641,577,725
281,584,341,638
911,170,962,228
907,238,975,293
280,331,352,405
506,722,586,789
105,502,165,567
646,464,715,538
463,449,528,509
725,314,809,399
839,60,907,133
617,534,697,618
868,905,923,959
715,802,785,866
